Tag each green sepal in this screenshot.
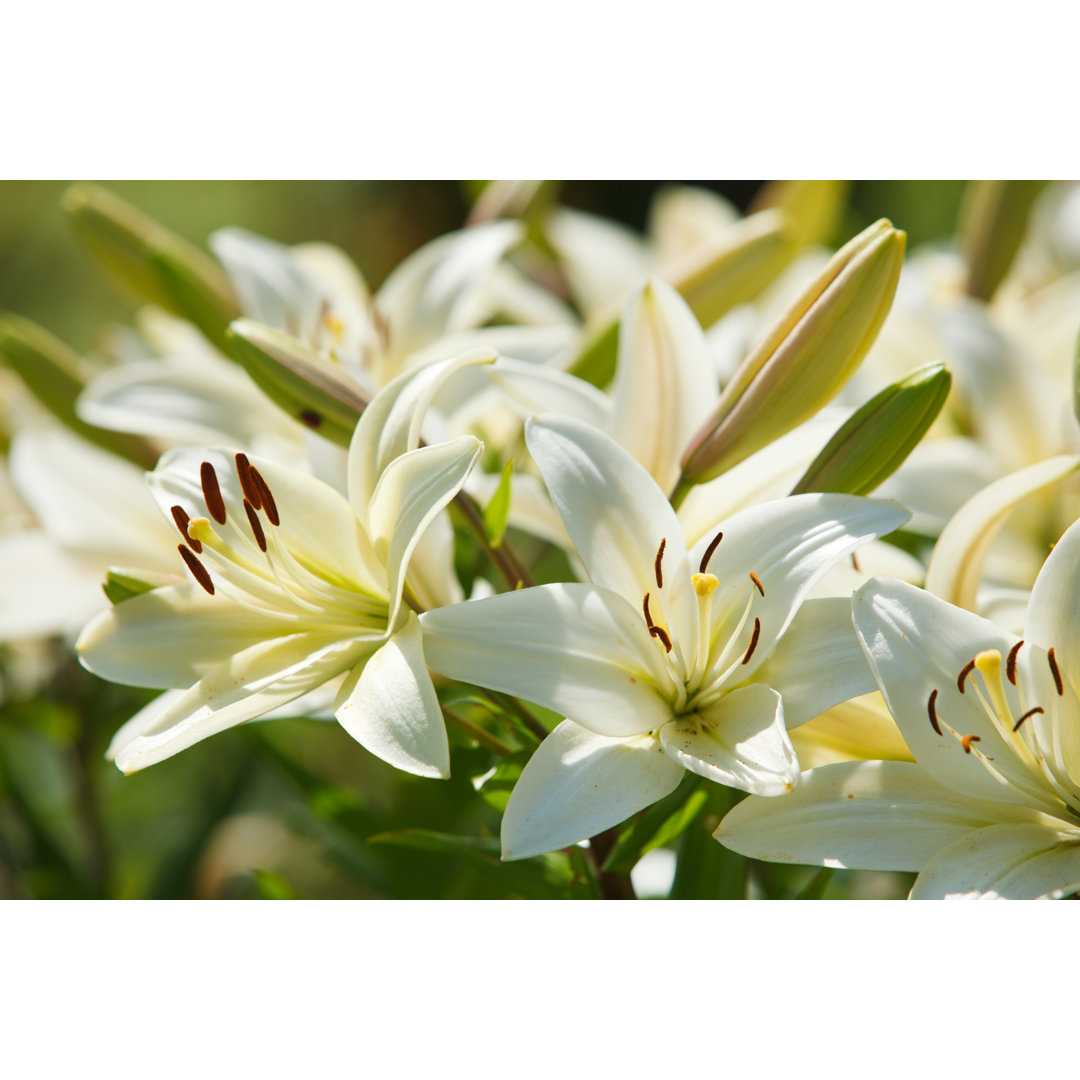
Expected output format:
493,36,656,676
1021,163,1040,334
482,458,514,549
0,314,157,467
600,773,708,873
62,183,239,346
226,318,369,447
791,362,951,497
960,180,1049,302
102,569,165,605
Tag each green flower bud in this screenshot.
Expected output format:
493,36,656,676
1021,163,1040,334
678,218,906,487
226,319,370,448
791,363,951,497
62,184,239,351
960,180,1048,302
0,314,157,467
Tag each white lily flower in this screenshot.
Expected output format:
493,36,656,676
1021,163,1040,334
77,355,487,778
717,518,1080,898
421,415,909,859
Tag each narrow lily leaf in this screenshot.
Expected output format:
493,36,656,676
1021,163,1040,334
750,180,849,246
62,183,239,330
226,318,370,446
680,219,906,485
0,315,156,467
791,363,951,497
483,458,514,549
566,210,797,388
960,180,1048,301
924,454,1080,611
600,774,708,873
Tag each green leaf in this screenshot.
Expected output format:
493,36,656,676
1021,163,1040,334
793,866,834,900
601,774,707,873
669,787,748,899
482,458,514,549
790,362,951,497
367,828,589,899
0,315,157,467
226,319,370,446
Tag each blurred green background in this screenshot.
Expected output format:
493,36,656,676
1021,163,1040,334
0,181,963,899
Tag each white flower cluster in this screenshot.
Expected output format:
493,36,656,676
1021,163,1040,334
4,180,1080,899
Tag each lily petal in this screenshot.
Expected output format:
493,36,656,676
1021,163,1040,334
749,597,877,728
790,692,914,768
716,760,1048,872
501,720,684,860
910,823,1080,899
334,612,449,779
1025,513,1080,692
421,583,674,738
659,684,798,795
109,634,367,773
367,437,481,623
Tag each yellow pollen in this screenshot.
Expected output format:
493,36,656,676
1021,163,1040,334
692,572,719,597
187,516,214,543
324,313,344,337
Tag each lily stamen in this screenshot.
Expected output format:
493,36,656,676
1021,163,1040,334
235,452,262,510
250,467,279,526
957,658,977,694
741,618,761,665
1048,647,1064,696
649,624,672,652
928,688,942,735
200,461,227,525
654,538,666,589
749,571,765,597
178,544,214,595
170,504,201,553
960,734,981,754
1013,705,1044,732
1006,640,1023,685
699,530,723,574
244,498,267,552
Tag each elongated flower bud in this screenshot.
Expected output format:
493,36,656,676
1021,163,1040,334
960,180,1048,301
227,319,370,447
62,183,239,351
791,362,951,497
678,218,906,488
0,314,157,466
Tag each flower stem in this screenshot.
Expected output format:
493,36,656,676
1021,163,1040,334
586,827,636,900
441,706,515,757
454,489,535,590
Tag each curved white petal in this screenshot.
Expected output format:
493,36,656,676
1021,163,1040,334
347,350,495,513
109,634,366,773
609,280,716,494
660,684,797,795
486,356,614,431
334,612,448,779
501,720,684,860
690,493,910,679
926,454,1080,611
910,823,1080,899
716,760,1049,872
375,221,522,360
367,437,481,622
421,583,675,738
1026,513,1080,691
750,597,877,728
852,577,1049,809
77,586,326,689
524,414,696,636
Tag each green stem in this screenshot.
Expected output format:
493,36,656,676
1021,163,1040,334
455,489,535,590
586,827,636,900
441,707,515,757
668,475,693,511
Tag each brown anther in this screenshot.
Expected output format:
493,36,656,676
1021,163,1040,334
249,467,279,526
1013,705,1044,733
957,658,977,694
642,593,655,629
1006,640,1024,686
299,409,322,429
200,461,227,525
649,624,672,653
235,453,261,510
1048,647,1064,696
699,530,723,574
244,498,267,552
654,538,666,589
741,617,761,665
850,551,861,573
928,688,942,735
749,571,765,597
178,544,214,595
960,734,981,754
170,504,201,553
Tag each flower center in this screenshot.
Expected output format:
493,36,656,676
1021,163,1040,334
927,642,1080,816
640,528,767,713
168,454,387,630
